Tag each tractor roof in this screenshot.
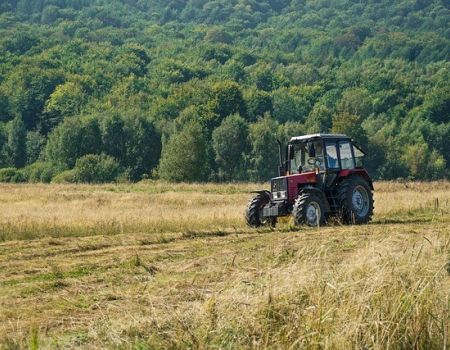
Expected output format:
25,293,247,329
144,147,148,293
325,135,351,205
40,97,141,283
289,133,350,143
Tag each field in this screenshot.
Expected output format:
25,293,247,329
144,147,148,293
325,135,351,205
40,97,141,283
0,181,449,349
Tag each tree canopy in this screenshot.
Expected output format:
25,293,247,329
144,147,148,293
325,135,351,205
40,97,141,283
0,0,448,182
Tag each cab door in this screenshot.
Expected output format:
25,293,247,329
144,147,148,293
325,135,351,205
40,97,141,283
324,141,341,188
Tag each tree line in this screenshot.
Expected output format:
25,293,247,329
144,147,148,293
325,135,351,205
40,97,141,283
0,0,448,183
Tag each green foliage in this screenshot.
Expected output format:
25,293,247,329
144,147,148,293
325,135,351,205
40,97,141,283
43,81,87,129
5,66,64,130
253,66,276,92
51,169,77,184
420,87,450,124
23,161,61,183
6,116,27,168
45,116,101,169
73,154,122,184
0,167,25,183
100,113,126,162
332,112,368,147
0,88,9,122
0,0,448,181
212,114,250,181
159,122,210,183
337,88,373,119
25,131,45,165
245,90,273,122
0,122,7,167
211,81,246,121
249,116,280,182
122,115,161,181
272,87,312,124
305,104,332,133
402,142,446,180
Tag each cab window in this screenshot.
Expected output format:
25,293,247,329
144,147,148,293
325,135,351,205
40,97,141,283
290,141,325,174
325,142,339,169
339,141,355,169
353,145,365,167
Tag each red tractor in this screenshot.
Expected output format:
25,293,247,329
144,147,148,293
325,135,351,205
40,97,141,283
246,134,374,227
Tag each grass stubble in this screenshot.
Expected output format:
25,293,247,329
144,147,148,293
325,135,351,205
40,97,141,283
0,181,449,349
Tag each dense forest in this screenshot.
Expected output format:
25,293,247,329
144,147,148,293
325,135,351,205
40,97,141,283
0,0,448,183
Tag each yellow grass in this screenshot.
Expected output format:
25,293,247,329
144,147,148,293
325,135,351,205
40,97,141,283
0,181,449,349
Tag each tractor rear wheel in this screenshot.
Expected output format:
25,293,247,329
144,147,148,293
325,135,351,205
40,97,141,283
292,192,326,227
337,176,373,224
245,193,277,228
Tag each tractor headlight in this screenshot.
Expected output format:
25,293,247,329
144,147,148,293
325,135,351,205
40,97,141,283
272,191,287,200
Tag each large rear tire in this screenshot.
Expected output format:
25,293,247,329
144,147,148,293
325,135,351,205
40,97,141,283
245,193,277,228
337,176,373,224
292,192,326,227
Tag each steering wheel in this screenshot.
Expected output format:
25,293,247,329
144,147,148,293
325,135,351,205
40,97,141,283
307,158,322,167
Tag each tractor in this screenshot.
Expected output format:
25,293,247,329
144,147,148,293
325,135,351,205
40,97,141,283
246,134,374,227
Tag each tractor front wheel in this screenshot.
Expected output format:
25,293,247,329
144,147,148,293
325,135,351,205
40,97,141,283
292,192,326,227
337,176,373,224
246,193,277,228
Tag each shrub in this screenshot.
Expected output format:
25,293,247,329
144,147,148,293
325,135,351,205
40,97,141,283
23,161,62,183
73,154,122,183
0,167,26,183
51,169,76,184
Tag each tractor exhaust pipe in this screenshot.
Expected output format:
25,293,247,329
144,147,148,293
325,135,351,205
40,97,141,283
277,139,283,177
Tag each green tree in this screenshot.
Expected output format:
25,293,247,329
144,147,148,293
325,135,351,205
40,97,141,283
25,131,45,165
100,113,126,162
205,27,233,44
43,82,87,132
253,67,275,92
0,123,7,167
305,104,332,133
210,81,246,121
159,121,210,182
245,89,273,122
402,142,446,180
332,112,368,147
337,88,373,119
123,115,161,181
248,116,280,181
420,87,450,124
6,116,27,168
212,114,250,181
272,87,311,123
0,88,10,122
6,67,64,130
45,116,102,168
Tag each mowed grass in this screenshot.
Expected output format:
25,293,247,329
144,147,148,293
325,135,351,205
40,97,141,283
0,181,449,349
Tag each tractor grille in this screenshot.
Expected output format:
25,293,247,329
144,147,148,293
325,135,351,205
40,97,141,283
271,177,287,192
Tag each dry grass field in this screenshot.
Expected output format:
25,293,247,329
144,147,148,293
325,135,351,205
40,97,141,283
0,181,449,349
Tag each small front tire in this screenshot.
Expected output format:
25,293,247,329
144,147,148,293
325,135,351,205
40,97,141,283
245,193,277,228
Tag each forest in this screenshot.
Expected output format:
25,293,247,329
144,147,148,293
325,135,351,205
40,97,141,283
0,0,448,183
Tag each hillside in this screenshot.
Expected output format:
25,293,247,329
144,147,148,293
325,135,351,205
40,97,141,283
0,1,449,182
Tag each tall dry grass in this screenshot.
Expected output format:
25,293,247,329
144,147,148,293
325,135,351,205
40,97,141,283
0,181,449,242
0,181,449,349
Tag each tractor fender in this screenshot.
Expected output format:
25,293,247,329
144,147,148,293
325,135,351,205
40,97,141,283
338,170,374,190
299,186,331,212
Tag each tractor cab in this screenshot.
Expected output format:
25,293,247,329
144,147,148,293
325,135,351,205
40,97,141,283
284,134,368,190
246,134,374,228
286,134,366,176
